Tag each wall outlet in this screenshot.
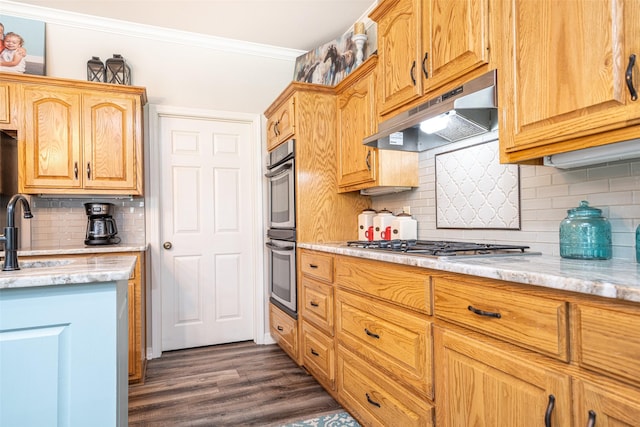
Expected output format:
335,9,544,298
403,206,411,214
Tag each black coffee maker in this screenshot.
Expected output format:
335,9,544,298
84,202,121,245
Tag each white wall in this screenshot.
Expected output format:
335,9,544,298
2,1,300,114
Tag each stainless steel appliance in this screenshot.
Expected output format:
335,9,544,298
265,139,295,230
266,228,297,318
265,140,297,318
84,202,120,245
347,239,539,258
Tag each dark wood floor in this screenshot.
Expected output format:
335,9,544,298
129,341,343,426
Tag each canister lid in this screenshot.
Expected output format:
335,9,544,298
566,200,603,218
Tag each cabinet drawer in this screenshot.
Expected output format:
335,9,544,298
337,346,434,427
335,255,432,314
574,303,640,385
300,250,333,283
301,321,335,390
269,303,298,361
336,289,432,398
434,276,569,361
300,277,334,335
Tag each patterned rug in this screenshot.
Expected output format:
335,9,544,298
280,411,361,427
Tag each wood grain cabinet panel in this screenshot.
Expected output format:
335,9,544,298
498,0,640,162
336,289,433,398
301,321,335,391
434,326,572,427
300,277,334,336
269,303,298,361
0,82,16,128
266,96,295,151
370,0,490,117
5,73,146,195
574,302,640,386
434,276,569,361
337,345,434,427
574,377,640,426
300,250,333,284
335,255,432,314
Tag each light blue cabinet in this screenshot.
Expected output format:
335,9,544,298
0,280,128,427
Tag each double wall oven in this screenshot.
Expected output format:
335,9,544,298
265,139,297,318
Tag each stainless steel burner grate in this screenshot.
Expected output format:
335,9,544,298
346,240,537,257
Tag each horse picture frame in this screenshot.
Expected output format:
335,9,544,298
293,30,363,86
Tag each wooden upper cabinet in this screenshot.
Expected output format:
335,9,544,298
17,79,145,195
0,82,17,129
22,85,83,191
82,93,138,192
371,0,490,117
498,0,640,163
336,58,378,189
266,95,295,151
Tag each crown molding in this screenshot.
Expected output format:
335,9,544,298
0,0,306,61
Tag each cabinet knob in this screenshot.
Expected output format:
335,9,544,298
163,241,172,250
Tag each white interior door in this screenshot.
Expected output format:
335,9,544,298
159,115,255,351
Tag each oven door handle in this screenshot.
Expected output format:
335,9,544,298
266,242,295,251
264,162,293,178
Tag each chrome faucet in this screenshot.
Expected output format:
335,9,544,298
0,194,33,271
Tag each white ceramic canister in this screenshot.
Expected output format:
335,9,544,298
373,209,395,241
358,209,377,241
391,212,417,240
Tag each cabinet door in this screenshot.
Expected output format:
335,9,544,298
434,327,572,427
574,378,640,426
82,92,140,192
21,85,82,190
266,96,295,151
337,70,377,188
500,0,640,161
373,0,424,115
0,82,11,126
426,0,490,92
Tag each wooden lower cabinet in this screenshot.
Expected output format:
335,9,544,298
574,377,640,426
301,320,335,391
269,303,298,362
337,345,434,427
434,326,572,427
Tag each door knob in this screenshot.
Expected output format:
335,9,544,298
163,242,172,250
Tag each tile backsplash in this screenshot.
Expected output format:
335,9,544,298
371,142,640,261
25,197,146,249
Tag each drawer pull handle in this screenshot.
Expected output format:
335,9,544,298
468,305,501,319
310,349,319,357
545,394,555,427
74,162,78,179
626,54,638,101
410,60,416,85
366,393,381,408
277,326,284,332
364,328,380,339
422,52,429,79
309,264,318,269
586,410,596,427
310,301,319,307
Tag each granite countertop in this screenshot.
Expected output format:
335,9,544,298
299,242,640,303
11,243,148,257
0,255,137,289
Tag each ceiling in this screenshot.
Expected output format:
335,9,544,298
10,0,377,52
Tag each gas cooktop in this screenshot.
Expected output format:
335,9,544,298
346,240,540,258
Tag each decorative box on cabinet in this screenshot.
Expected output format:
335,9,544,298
370,0,491,117
335,55,418,193
497,0,640,163
0,73,147,195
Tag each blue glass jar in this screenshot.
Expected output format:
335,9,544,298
636,225,640,262
559,201,612,260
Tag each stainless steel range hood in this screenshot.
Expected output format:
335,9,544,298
364,70,498,152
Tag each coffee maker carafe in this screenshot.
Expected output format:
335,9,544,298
84,202,120,245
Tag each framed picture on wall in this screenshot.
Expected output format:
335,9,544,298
0,15,46,75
